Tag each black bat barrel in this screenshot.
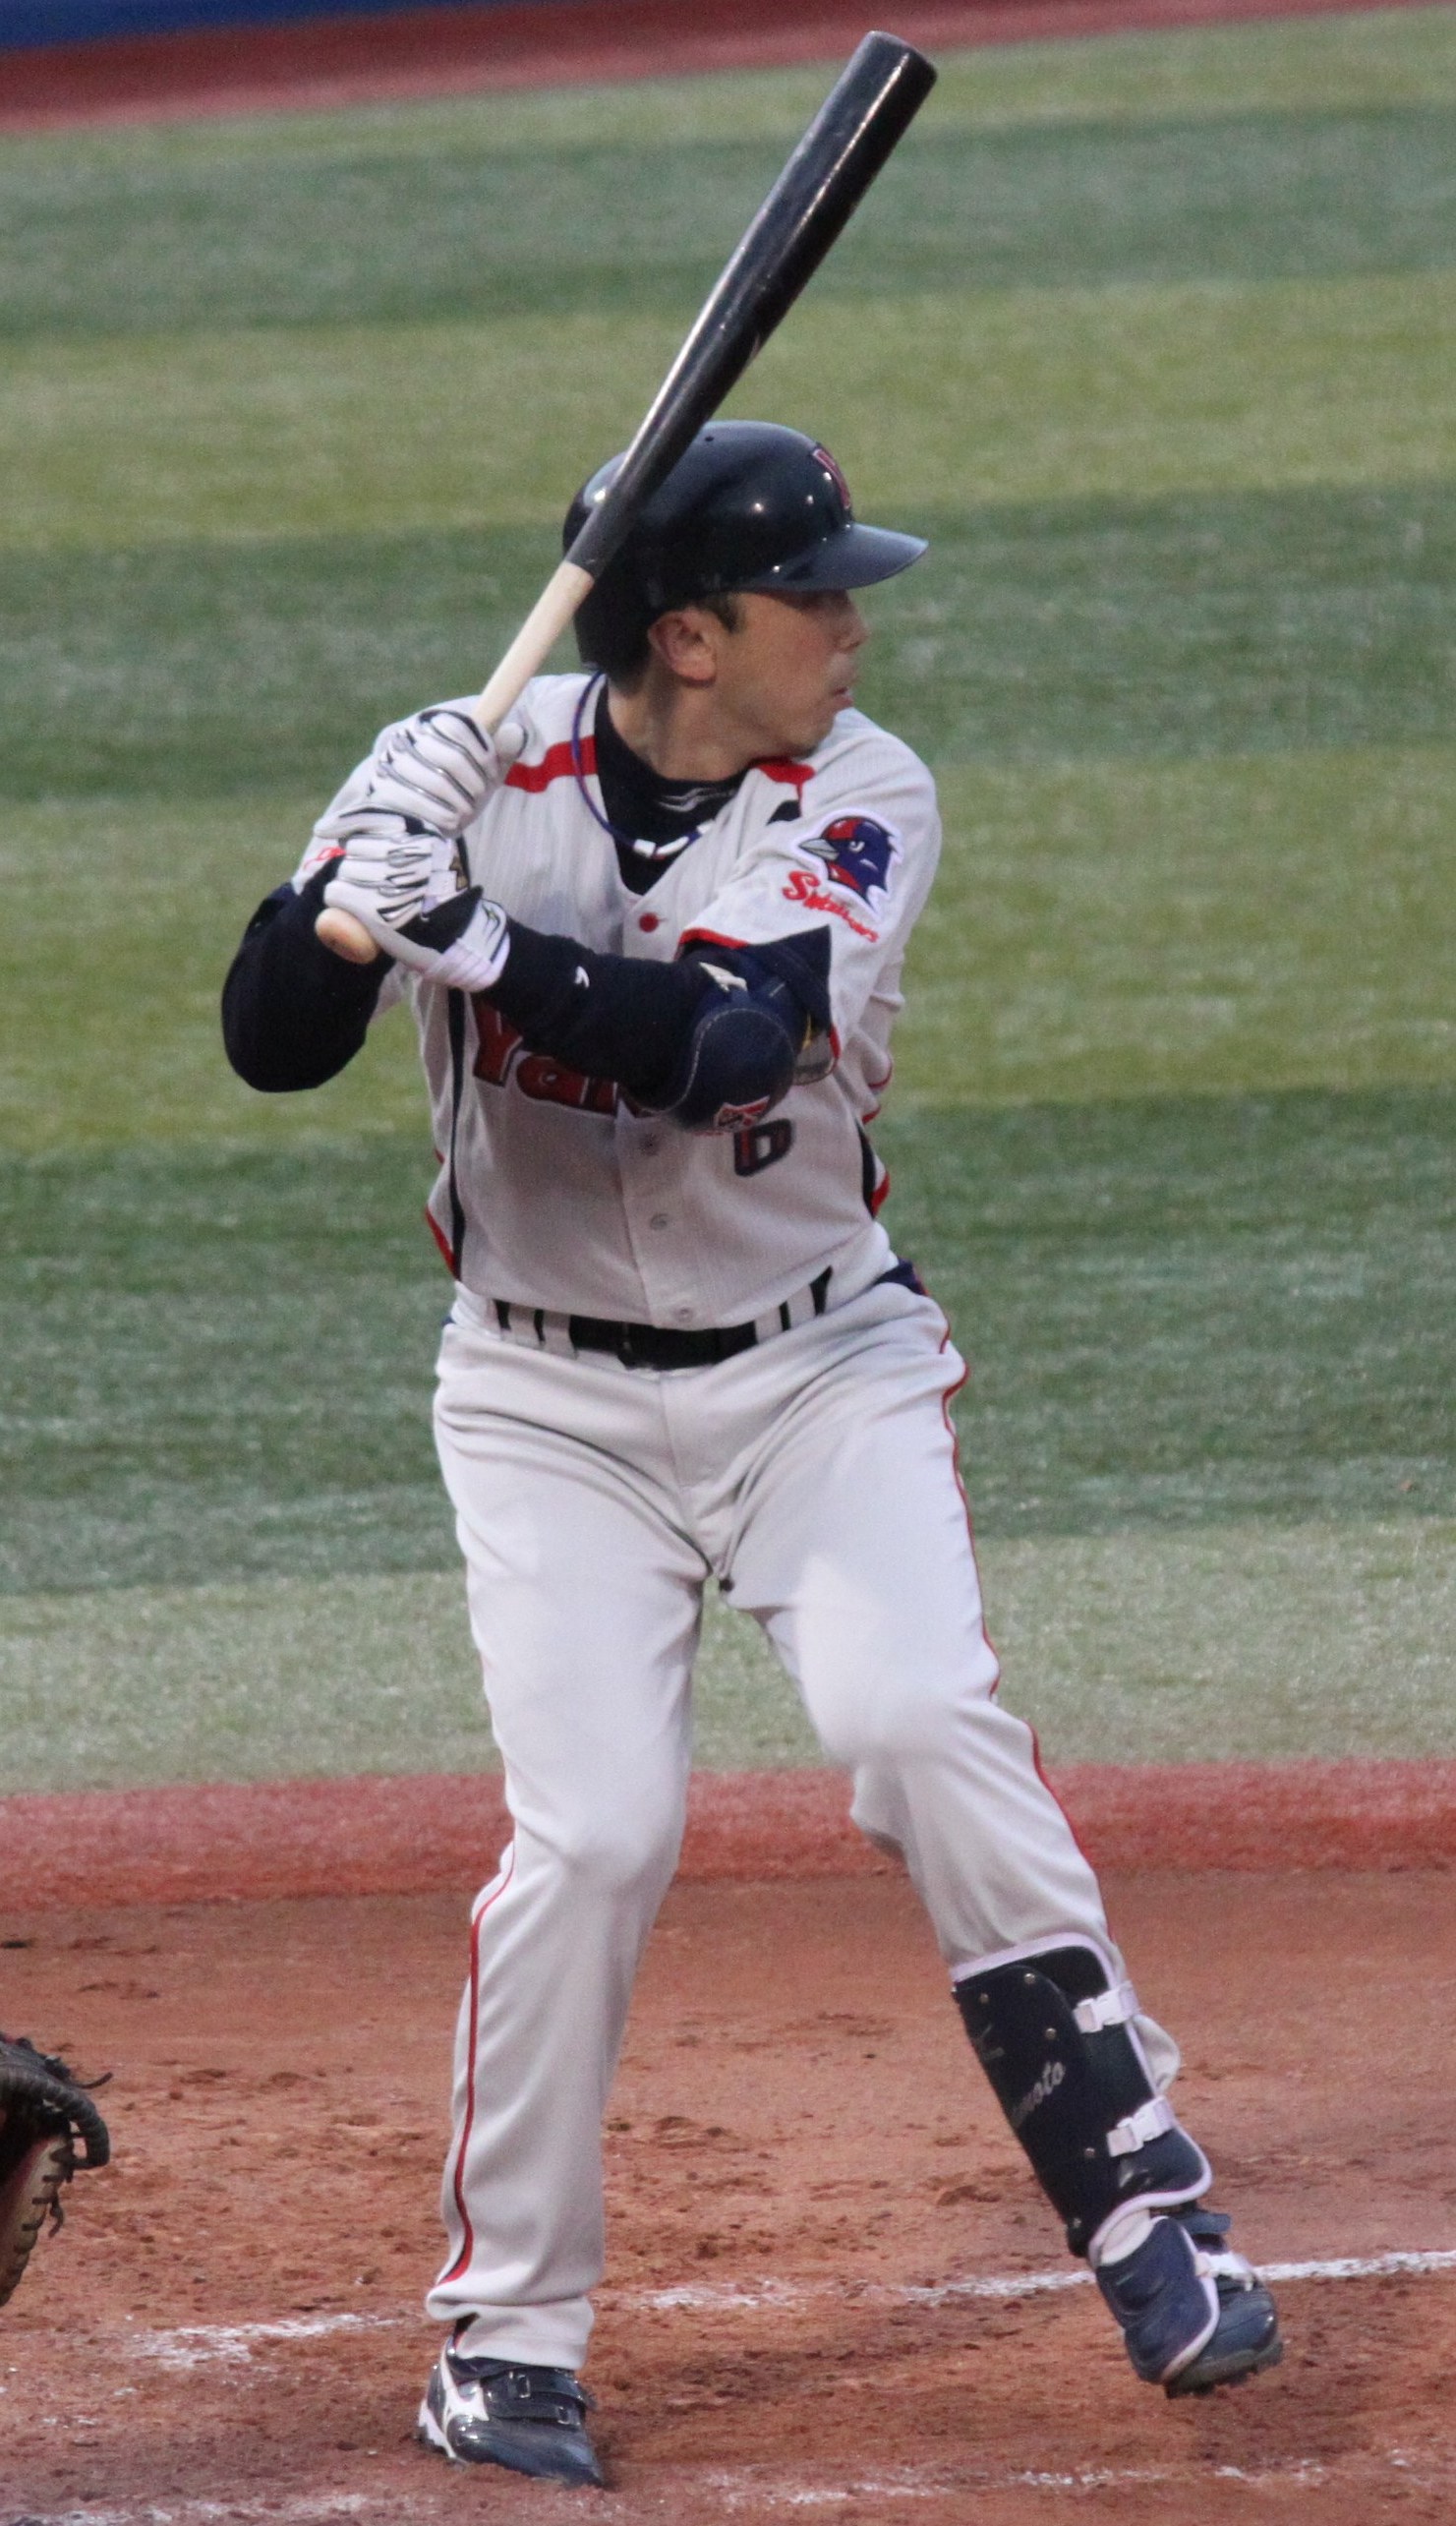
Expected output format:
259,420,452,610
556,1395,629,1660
566,30,936,583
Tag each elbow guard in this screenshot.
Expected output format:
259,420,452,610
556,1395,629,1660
663,972,800,1133
663,929,833,1134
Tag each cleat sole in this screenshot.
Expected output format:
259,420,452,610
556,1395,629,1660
1167,2332,1284,2397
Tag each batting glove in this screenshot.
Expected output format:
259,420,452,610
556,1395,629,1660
314,704,523,919
330,704,524,843
323,857,513,992
322,818,462,928
320,703,522,981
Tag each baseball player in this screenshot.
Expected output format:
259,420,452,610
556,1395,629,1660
223,422,1281,2489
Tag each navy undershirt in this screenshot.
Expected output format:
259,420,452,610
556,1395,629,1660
590,682,747,893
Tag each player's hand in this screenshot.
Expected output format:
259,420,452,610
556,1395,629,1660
319,705,523,973
331,705,525,845
322,817,462,934
322,864,512,993
322,781,513,984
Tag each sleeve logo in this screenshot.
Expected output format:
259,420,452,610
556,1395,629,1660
797,814,901,909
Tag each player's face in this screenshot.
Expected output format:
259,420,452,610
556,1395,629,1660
721,588,870,755
635,585,871,773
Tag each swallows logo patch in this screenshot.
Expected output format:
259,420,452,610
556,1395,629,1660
797,814,901,909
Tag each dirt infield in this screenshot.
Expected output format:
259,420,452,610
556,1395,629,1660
4,1865,1455,2521
0,0,1433,131
3,1758,1455,1912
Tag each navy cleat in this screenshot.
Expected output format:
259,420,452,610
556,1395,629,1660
1095,2205,1283,2396
418,2335,606,2486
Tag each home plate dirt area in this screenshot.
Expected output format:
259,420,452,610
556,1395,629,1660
4,1870,1455,2524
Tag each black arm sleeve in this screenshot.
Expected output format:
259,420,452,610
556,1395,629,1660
487,923,715,1106
485,921,832,1113
221,864,392,1092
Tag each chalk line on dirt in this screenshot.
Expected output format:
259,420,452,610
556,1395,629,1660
112,2246,1456,2367
127,2312,402,2369
20,2447,1450,2523
702,2458,1340,2504
654,2452,1442,2509
623,2243,1456,2312
22,2504,378,2526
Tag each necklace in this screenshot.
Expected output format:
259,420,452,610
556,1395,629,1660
569,676,733,863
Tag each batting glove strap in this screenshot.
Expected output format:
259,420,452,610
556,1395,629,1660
391,889,512,992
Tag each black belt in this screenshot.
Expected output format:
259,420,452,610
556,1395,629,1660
569,1313,766,1370
488,1260,921,1373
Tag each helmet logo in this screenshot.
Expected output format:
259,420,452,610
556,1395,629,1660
798,813,900,908
811,443,854,518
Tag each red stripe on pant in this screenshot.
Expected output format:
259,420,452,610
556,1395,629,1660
931,1312,1097,1873
439,1844,516,2287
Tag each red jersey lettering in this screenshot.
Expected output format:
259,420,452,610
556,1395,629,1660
781,866,880,941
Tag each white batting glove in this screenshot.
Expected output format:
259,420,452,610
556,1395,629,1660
320,703,522,981
328,704,524,844
323,819,462,930
315,705,523,922
386,888,514,991
323,856,513,991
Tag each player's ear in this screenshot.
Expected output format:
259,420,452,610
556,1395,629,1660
647,607,723,686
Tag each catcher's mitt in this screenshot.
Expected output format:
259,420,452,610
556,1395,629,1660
0,2032,110,2308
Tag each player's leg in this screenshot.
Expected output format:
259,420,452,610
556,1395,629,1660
720,1278,1280,2394
719,1282,1121,1974
426,1312,707,2391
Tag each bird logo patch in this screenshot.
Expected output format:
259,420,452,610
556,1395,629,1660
797,814,901,909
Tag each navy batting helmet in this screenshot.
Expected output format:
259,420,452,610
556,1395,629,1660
564,421,926,678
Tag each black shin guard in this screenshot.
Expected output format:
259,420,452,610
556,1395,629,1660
953,1937,1209,2260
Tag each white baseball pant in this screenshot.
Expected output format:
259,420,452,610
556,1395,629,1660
426,1276,1179,2368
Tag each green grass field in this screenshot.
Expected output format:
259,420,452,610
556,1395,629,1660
1,7,1453,1792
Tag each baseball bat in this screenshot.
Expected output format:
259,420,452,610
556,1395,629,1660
317,28,937,964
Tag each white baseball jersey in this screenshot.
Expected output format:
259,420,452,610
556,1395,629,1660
300,673,941,1327
260,658,1216,2396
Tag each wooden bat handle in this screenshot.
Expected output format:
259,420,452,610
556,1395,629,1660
315,905,384,962
315,559,594,965
476,558,593,732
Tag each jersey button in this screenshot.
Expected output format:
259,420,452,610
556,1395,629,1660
640,1134,661,1156
638,912,661,932
649,1212,671,1231
671,1306,693,1323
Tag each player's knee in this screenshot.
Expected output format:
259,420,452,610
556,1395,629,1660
812,1641,999,1770
541,1792,684,1897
